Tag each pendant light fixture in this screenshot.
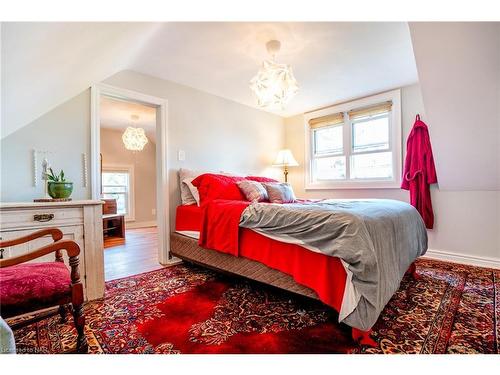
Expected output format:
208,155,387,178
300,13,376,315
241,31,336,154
122,114,148,151
249,40,299,110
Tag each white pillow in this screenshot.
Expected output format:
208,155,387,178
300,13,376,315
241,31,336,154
178,168,200,205
182,178,200,206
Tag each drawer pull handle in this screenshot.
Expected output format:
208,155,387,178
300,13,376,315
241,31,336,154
34,214,55,222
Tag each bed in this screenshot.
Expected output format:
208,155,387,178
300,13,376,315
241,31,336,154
171,172,427,347
174,204,346,310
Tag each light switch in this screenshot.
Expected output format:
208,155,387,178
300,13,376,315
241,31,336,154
178,150,185,161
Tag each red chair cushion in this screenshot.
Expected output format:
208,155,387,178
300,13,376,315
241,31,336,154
0,262,72,318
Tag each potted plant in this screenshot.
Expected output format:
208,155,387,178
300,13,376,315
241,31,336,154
46,168,73,199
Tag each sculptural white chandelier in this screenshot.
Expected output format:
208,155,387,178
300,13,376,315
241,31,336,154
122,115,148,151
249,40,299,109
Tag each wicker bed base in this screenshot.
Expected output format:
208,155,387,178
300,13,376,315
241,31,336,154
170,232,319,300
170,232,379,346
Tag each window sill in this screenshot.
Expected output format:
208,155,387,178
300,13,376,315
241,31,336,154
305,180,401,190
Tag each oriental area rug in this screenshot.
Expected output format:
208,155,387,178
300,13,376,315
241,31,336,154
8,258,499,354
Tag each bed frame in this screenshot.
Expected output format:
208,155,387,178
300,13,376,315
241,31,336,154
170,232,319,299
170,232,381,347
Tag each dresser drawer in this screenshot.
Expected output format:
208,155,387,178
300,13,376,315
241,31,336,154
0,207,83,231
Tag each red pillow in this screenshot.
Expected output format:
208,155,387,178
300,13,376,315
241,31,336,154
191,173,246,205
245,176,279,183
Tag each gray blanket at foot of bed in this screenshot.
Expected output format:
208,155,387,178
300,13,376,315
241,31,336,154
239,199,428,331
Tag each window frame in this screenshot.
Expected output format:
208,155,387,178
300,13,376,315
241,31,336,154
102,164,135,221
305,89,402,190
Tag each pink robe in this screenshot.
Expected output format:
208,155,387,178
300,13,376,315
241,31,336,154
401,115,437,229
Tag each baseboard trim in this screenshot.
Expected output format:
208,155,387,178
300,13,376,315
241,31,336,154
126,221,157,229
161,256,183,266
424,249,500,270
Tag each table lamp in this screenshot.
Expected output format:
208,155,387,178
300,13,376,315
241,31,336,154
272,149,299,183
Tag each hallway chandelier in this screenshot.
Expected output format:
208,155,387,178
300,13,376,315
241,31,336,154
249,40,299,110
122,114,148,151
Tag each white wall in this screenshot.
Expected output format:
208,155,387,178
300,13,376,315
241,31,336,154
100,128,157,226
408,22,500,263
1,91,91,201
285,84,500,262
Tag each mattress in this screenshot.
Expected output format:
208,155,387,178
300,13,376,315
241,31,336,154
174,204,349,314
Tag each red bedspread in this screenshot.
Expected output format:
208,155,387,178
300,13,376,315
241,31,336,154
181,200,347,312
198,200,250,256
238,229,346,310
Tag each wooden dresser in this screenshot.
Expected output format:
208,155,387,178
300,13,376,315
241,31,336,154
0,200,105,301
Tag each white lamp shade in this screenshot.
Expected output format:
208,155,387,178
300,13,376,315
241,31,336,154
249,60,299,109
273,149,299,167
122,127,148,151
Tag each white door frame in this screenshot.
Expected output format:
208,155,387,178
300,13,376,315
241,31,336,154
90,83,172,265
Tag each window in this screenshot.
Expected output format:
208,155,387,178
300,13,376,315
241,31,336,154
306,90,401,189
102,165,135,220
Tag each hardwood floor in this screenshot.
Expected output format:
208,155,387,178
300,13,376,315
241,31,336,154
104,226,163,281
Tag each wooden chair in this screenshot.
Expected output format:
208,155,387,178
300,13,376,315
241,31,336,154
0,228,87,353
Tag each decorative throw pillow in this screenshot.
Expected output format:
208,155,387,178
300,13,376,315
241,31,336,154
179,168,200,205
262,182,296,204
237,180,268,203
182,178,200,206
191,173,246,205
245,176,279,183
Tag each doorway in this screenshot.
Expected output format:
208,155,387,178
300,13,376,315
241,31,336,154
90,83,173,281
100,96,160,280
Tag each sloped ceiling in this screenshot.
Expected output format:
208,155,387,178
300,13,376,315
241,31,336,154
1,22,418,138
1,22,161,138
409,22,500,191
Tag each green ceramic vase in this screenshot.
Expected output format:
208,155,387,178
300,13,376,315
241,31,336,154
48,181,73,199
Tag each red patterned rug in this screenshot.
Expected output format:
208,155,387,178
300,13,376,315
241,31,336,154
9,258,500,354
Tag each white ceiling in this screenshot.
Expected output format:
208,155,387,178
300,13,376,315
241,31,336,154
100,96,157,142
130,22,418,116
1,22,418,138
